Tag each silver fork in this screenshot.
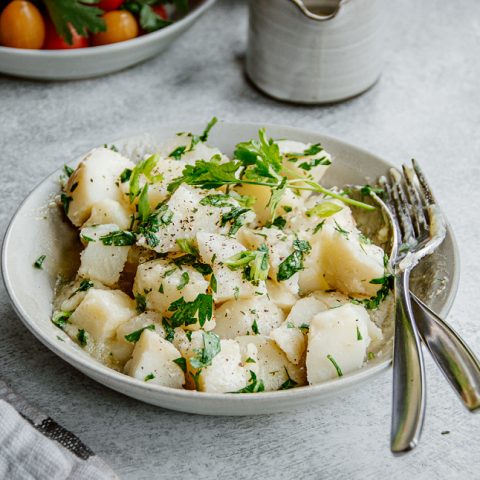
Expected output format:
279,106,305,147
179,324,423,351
379,160,447,453
379,160,480,452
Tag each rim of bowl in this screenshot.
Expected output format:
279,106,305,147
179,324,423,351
0,121,461,404
0,0,216,58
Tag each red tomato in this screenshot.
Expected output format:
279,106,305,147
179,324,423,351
43,21,89,49
97,0,124,11
152,5,168,20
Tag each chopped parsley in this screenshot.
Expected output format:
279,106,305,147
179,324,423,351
251,318,259,335
368,352,376,360
199,194,233,207
277,239,311,282
124,324,155,343
220,206,251,236
173,357,187,373
128,154,163,203
334,221,349,239
356,325,363,341
68,279,93,298
52,311,71,330
168,294,213,328
245,357,256,364
162,318,175,343
327,354,343,377
177,271,190,290
136,203,173,248
135,294,147,313
298,156,331,171
60,193,72,215
144,373,155,382
189,331,221,370
313,220,326,234
34,255,46,269
209,274,217,293
224,244,269,283
64,165,74,177
360,184,385,198
285,143,324,159
279,368,298,390
77,329,88,347
306,202,342,218
81,234,95,243
356,274,394,310
100,230,136,246
233,370,265,393
176,238,199,256
120,168,132,183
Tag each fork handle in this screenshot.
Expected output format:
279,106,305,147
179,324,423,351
391,270,426,454
411,293,480,411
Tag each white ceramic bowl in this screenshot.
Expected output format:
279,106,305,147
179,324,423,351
1,122,460,415
0,0,216,80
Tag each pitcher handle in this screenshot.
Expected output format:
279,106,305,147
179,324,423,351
289,0,344,21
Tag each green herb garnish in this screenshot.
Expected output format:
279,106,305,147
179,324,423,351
233,370,265,393
77,329,88,347
135,294,147,313
177,271,190,290
224,244,269,283
189,331,221,370
277,239,311,281
34,255,46,269
168,294,213,328
124,324,155,343
173,357,187,373
144,373,155,382
306,202,343,218
52,311,71,330
327,354,343,377
279,368,298,390
100,230,136,246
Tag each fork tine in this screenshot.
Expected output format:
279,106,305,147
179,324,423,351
402,163,428,236
390,168,416,246
412,159,436,206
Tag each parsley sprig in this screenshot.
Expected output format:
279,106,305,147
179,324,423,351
167,294,213,328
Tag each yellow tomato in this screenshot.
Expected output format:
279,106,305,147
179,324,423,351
92,11,138,46
0,1,45,49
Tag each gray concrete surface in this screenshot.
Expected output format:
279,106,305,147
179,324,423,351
1,0,480,478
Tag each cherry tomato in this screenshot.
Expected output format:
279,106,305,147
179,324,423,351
43,21,89,50
97,0,124,12
91,11,138,46
0,1,45,49
152,5,168,20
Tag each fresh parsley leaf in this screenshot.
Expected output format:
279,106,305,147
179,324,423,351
285,143,324,159
189,331,221,370
210,274,217,293
136,202,173,247
77,329,88,347
176,238,199,256
267,176,287,219
64,165,74,177
224,244,269,283
60,193,72,215
135,294,147,313
124,324,155,343
233,370,265,393
144,373,155,381
34,255,46,269
100,230,136,246
220,207,251,235
173,357,187,373
173,254,212,276
277,239,311,281
199,194,233,207
177,271,190,290
52,311,71,330
129,154,162,202
313,220,326,234
306,202,343,218
356,325,363,341
137,184,151,223
199,117,218,142
327,354,343,377
267,216,286,230
279,368,298,390
358,274,394,310
44,0,105,44
162,318,175,343
251,318,259,335
169,146,187,160
68,279,93,298
298,156,331,171
168,294,213,328
120,168,132,183
245,357,256,364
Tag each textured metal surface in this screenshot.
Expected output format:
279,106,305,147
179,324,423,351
1,0,480,478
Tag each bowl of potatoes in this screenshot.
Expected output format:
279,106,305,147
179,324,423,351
2,121,459,415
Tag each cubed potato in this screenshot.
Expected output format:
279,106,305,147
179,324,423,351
212,296,284,339
78,224,130,287
306,303,372,384
197,339,249,393
65,147,134,227
196,231,266,303
70,289,136,343
266,280,298,311
126,329,185,389
240,228,299,295
236,335,306,391
83,199,132,230
270,296,328,364
320,226,385,297
132,259,212,330
113,311,165,364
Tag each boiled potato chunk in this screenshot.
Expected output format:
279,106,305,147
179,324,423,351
127,329,185,389
78,224,130,287
213,296,284,339
113,311,165,364
197,340,249,393
70,288,136,343
197,231,266,303
236,335,306,391
320,225,385,297
271,296,328,364
132,259,212,330
83,199,132,230
266,280,298,311
57,278,108,312
65,147,134,227
306,303,372,384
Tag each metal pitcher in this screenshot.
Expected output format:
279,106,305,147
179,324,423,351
246,0,386,104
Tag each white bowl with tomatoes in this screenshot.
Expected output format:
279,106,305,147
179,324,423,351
0,0,216,80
